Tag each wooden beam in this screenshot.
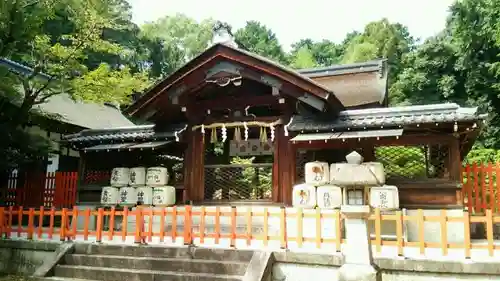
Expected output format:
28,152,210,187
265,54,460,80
191,95,279,113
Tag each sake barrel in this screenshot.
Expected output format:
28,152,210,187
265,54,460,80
304,161,330,185
129,167,147,187
363,162,386,185
316,185,342,209
292,183,317,208
136,186,153,206
152,186,176,206
370,185,399,210
146,167,169,186
110,167,130,187
100,186,119,206
330,163,384,186
118,187,137,207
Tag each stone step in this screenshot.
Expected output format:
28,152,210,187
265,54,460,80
32,277,100,281
73,244,254,262
54,265,242,281
64,254,248,275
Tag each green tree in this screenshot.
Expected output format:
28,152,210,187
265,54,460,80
289,46,318,69
390,34,467,106
447,0,500,148
290,39,343,67
342,19,415,83
139,14,214,78
0,0,150,128
234,21,288,64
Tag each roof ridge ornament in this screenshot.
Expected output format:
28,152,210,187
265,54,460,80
212,21,238,49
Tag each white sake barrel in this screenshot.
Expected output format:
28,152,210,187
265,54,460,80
370,185,399,210
146,167,169,186
152,186,176,206
292,183,317,208
136,186,153,206
316,185,342,209
110,167,130,187
118,187,137,207
304,161,330,185
129,167,147,186
330,163,384,186
100,186,119,206
363,162,386,185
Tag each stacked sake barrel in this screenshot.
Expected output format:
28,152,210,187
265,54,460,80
148,167,176,207
293,161,342,209
100,168,129,206
292,151,400,210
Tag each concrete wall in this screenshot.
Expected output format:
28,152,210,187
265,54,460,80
272,252,500,281
0,240,60,275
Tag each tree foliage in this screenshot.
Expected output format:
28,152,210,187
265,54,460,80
234,21,288,64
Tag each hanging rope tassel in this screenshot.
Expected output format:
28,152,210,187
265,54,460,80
221,124,227,142
261,127,268,143
211,128,218,143
233,127,242,143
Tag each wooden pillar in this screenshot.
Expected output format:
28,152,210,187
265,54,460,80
272,125,295,205
183,128,205,203
449,136,462,206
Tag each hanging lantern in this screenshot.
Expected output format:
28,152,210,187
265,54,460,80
454,122,458,132
270,125,275,142
221,124,227,142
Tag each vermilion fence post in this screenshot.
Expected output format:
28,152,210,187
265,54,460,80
96,208,104,243
134,208,142,244
60,208,68,241
27,208,35,240
183,205,192,245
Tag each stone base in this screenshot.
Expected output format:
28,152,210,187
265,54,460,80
337,264,380,281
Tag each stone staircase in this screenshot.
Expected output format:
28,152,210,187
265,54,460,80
35,244,256,281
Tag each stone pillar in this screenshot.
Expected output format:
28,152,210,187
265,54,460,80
338,205,380,281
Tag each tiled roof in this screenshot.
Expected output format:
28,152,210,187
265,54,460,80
288,103,487,132
1,58,134,130
35,94,135,129
63,124,187,143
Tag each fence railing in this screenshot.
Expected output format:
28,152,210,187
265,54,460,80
462,163,500,214
3,172,77,208
1,205,499,259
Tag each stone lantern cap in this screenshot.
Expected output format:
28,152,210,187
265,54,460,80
346,151,363,164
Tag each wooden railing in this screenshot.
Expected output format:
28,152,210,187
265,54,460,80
0,206,499,259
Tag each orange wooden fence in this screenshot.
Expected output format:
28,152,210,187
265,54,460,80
462,163,500,214
3,172,77,208
0,205,498,258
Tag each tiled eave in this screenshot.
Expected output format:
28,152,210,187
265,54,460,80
63,124,187,143
288,103,487,132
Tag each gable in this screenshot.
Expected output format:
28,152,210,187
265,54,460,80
126,44,345,118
